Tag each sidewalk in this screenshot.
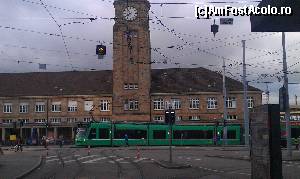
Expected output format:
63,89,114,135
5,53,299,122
0,148,42,179
206,150,300,161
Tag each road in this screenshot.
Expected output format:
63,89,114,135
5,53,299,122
21,146,300,179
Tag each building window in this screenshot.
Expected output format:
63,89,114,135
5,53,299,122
189,116,200,120
67,118,77,123
83,117,92,123
247,97,254,109
153,116,164,122
34,119,46,123
207,97,217,109
18,119,29,123
100,100,110,111
84,101,94,111
50,118,61,123
226,97,237,109
171,98,181,109
68,101,77,112
100,117,110,122
35,102,45,112
153,98,164,110
227,115,237,120
51,102,61,112
124,83,138,90
3,103,12,113
19,103,29,113
176,116,182,121
124,99,139,111
189,98,200,109
2,119,12,123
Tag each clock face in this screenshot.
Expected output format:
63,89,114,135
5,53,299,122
123,6,137,21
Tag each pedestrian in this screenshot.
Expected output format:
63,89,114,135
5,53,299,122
124,134,129,146
59,135,64,148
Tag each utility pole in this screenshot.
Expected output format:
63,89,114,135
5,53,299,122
242,40,249,147
282,32,292,158
222,58,227,145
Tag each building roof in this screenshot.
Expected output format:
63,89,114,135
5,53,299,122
0,67,261,97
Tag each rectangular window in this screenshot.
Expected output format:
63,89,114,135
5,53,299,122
84,101,94,111
99,128,109,139
189,116,200,121
19,103,29,113
207,97,217,109
124,99,139,111
68,101,77,112
88,128,97,139
3,103,12,113
173,130,213,139
247,96,254,109
227,115,237,120
176,116,182,121
2,119,12,123
18,119,29,123
153,98,164,110
66,118,77,123
100,100,110,111
171,98,181,109
114,129,147,139
34,119,46,123
50,118,61,123
226,97,237,109
153,130,166,139
35,102,45,112
51,102,61,112
153,116,164,122
83,117,92,123
100,117,110,122
124,83,128,89
189,98,200,109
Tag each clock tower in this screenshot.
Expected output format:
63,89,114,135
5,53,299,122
112,0,151,121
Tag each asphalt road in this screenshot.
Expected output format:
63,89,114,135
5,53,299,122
20,146,300,179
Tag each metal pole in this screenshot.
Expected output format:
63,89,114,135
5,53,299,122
282,32,292,158
46,98,49,138
242,40,249,147
169,122,172,163
222,58,227,145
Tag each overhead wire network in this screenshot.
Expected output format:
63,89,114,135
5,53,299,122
1,0,298,82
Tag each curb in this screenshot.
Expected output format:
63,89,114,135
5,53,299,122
154,160,191,169
15,155,44,179
205,155,300,162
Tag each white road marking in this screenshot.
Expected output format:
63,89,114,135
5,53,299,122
46,155,57,159
109,160,115,164
186,157,191,160
133,157,147,163
74,154,81,157
46,158,59,163
108,155,117,158
115,158,124,162
120,161,130,164
64,159,76,163
82,157,107,164
195,158,202,161
77,155,97,160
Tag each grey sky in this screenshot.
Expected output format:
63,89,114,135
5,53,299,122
0,0,299,104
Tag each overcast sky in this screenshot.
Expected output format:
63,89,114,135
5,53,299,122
0,0,299,104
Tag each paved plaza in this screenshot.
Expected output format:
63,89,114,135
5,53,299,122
1,146,300,179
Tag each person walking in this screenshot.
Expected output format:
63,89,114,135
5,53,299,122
124,134,129,147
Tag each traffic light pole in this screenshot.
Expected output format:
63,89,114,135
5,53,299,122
169,122,172,163
222,59,228,145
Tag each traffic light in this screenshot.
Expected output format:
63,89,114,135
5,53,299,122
211,19,219,37
165,109,175,125
96,45,106,55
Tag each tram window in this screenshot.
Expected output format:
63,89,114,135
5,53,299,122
153,130,166,139
291,128,300,138
227,130,236,139
99,128,109,139
114,129,147,139
173,130,213,139
88,128,96,139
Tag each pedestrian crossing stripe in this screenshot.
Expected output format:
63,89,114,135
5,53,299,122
64,159,76,163
46,155,57,159
46,158,59,163
82,157,107,164
77,155,97,160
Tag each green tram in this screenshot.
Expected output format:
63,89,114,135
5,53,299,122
75,122,241,146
